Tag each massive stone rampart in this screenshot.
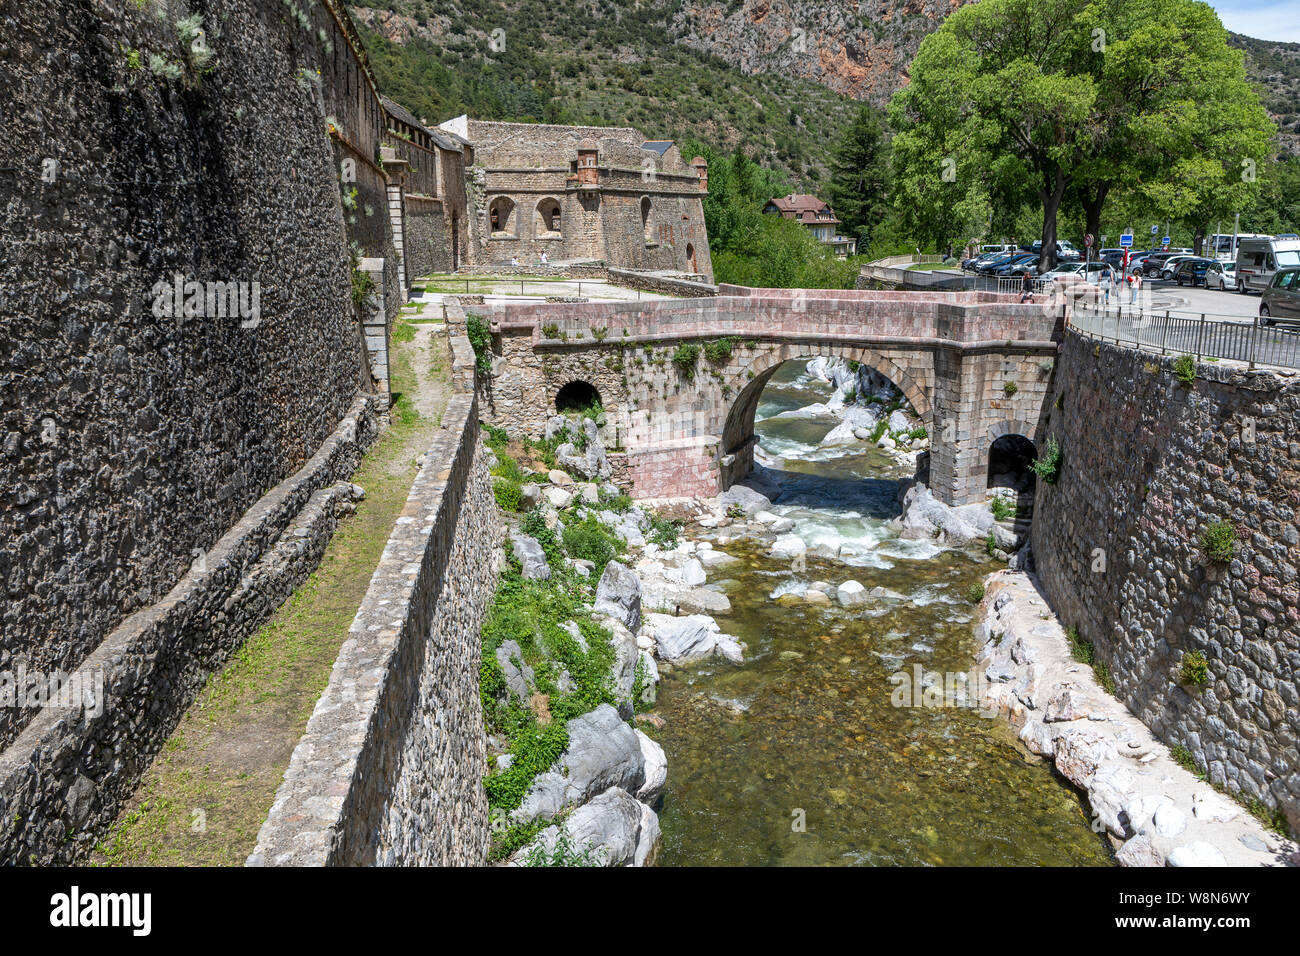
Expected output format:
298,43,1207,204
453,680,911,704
1031,332,1300,832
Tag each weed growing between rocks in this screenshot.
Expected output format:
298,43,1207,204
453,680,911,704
1029,435,1062,485
1180,649,1210,686
1067,625,1116,695
1200,520,1237,563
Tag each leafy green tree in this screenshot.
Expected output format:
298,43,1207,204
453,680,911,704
889,0,1275,269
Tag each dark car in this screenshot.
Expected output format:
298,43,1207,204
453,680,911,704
1142,252,1177,277
976,252,1020,275
1173,257,1213,287
1259,267,1300,327
993,253,1040,277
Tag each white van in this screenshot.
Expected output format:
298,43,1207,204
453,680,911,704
1236,237,1300,293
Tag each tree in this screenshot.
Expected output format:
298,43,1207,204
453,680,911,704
826,104,892,248
889,0,1275,271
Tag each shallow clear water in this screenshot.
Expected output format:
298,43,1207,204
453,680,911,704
654,362,1111,866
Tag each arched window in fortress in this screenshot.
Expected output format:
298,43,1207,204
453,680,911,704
686,243,697,273
535,198,562,237
640,196,652,243
489,196,516,237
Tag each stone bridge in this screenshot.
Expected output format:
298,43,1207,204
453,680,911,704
471,285,1064,505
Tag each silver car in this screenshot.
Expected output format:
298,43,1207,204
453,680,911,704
1205,260,1237,291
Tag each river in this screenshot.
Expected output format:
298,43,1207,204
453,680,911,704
654,360,1113,866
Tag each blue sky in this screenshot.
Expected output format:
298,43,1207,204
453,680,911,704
1208,1,1300,43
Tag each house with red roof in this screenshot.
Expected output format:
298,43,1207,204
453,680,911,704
762,193,857,258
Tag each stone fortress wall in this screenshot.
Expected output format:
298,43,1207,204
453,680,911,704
457,119,713,279
1031,333,1300,832
0,0,421,862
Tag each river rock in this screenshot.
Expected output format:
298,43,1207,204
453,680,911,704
698,549,738,568
836,580,867,607
494,640,536,706
636,650,659,707
1191,790,1240,823
804,589,831,605
714,635,745,663
1167,842,1228,867
635,730,667,802
593,560,642,632
511,533,551,580
680,558,707,587
1116,834,1165,867
513,704,646,824
717,483,772,517
652,614,721,663
520,483,542,509
511,787,647,866
770,534,806,559
1152,800,1188,838
634,802,662,867
543,486,573,510
1044,689,1087,722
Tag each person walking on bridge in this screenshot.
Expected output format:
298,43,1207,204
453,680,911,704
1019,271,1035,303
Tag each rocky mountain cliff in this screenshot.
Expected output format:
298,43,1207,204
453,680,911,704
668,0,969,106
350,0,1300,178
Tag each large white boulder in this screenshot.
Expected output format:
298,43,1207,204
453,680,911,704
770,534,807,559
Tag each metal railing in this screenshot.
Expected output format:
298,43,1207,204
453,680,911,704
1069,302,1300,372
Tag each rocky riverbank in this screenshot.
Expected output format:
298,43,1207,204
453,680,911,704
973,569,1299,866
481,413,758,866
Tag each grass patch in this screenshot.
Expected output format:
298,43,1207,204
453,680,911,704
1200,521,1237,563
1180,650,1210,686
1173,354,1197,386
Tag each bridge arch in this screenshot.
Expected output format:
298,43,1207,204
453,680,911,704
985,421,1039,499
719,344,933,490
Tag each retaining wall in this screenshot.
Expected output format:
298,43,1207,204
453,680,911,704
249,332,497,866
1031,332,1300,832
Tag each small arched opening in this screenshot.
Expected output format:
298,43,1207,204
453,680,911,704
686,242,696,272
987,434,1037,498
640,196,652,243
556,380,602,414
535,198,562,237
489,196,516,236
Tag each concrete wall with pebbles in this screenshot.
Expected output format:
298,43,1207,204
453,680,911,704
1031,332,1300,832
249,332,497,866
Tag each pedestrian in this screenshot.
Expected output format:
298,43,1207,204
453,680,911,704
1019,270,1034,303
539,251,549,266
1129,269,1142,305
1099,265,1113,306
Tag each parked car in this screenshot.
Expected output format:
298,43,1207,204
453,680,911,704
1141,252,1176,277
1172,257,1214,287
1098,248,1127,267
963,250,1007,272
1205,260,1237,291
1258,267,1300,326
1236,236,1300,294
994,253,1041,277
976,252,1020,275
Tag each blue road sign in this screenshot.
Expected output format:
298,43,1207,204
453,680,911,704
1161,236,1171,245
1120,234,1133,247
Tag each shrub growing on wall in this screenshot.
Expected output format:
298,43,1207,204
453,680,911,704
672,343,701,380
466,313,493,376
1180,650,1210,686
1029,435,1062,485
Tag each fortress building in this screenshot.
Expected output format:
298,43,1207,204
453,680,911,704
438,116,712,280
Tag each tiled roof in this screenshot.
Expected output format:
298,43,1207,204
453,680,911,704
380,95,424,132
641,140,674,155
765,193,840,225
